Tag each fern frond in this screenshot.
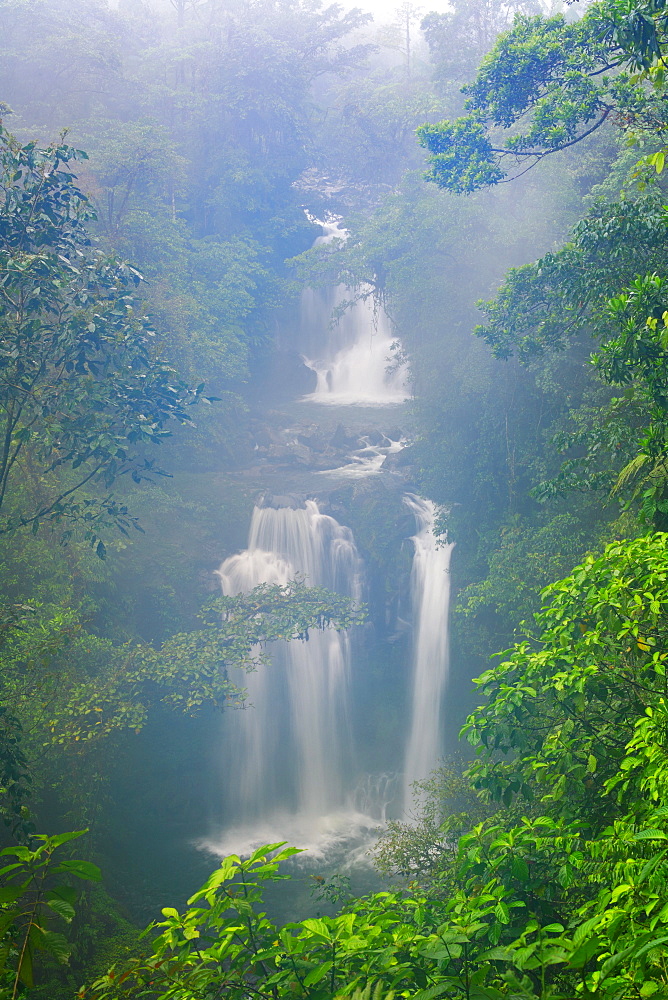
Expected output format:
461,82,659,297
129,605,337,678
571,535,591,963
610,453,652,495
346,982,395,1000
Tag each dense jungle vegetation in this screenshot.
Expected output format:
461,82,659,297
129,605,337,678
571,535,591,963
5,0,668,997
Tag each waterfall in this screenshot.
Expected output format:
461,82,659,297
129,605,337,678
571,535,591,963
301,220,409,407
402,495,454,813
212,500,363,851
200,217,456,859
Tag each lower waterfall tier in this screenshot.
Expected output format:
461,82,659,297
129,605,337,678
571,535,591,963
209,492,452,853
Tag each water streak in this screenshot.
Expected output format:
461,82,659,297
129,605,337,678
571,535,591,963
402,495,454,813
213,500,362,846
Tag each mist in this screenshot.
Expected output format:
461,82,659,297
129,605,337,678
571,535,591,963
0,0,655,994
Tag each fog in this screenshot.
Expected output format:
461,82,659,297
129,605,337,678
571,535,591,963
0,0,625,981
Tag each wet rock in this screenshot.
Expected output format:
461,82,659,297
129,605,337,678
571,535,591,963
252,424,283,448
258,493,306,510
383,447,414,472
297,431,328,453
290,441,314,465
330,423,358,450
311,453,348,471
265,443,299,464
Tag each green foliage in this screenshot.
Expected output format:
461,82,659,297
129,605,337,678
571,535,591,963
309,872,352,909
372,534,668,1000
417,116,505,195
0,582,363,764
73,812,668,1000
469,191,668,524
417,2,657,193
482,254,668,525
0,123,202,545
0,706,33,844
0,829,100,998
463,533,668,819
143,581,365,715
455,514,597,655
76,841,569,1000
373,760,492,894
476,196,668,361
451,533,668,1000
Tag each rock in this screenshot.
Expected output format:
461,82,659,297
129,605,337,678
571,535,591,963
252,424,283,448
265,443,298,464
258,493,305,510
256,350,317,402
297,431,327,453
290,441,314,465
383,447,414,472
330,423,358,449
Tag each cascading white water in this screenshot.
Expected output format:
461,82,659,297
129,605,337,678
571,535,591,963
322,434,405,478
200,219,457,858
208,500,365,854
402,494,455,814
301,220,409,406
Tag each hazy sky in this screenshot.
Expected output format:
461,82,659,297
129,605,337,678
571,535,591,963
354,0,452,24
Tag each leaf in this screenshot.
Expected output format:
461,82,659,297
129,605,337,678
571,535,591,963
301,917,332,941
270,845,304,864
33,926,71,964
17,930,33,987
411,985,457,1000
568,935,601,968
53,860,101,881
0,863,25,876
0,888,23,904
0,910,18,941
48,830,87,849
511,857,529,881
633,934,668,961
48,885,77,907
248,842,287,864
303,961,332,986
469,988,507,1000
46,897,75,922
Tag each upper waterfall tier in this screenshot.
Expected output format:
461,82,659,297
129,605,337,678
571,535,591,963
300,220,409,407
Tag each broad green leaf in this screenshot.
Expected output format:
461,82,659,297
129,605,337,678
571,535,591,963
301,917,332,941
33,926,71,963
53,860,101,881
303,961,332,986
46,897,75,922
47,830,87,848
